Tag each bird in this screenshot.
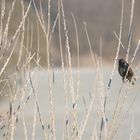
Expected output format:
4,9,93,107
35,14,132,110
118,58,136,85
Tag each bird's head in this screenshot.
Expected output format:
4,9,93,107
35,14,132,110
118,58,126,66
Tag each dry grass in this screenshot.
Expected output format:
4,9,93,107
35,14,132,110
0,0,140,140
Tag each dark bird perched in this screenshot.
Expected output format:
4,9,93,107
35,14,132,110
118,58,136,85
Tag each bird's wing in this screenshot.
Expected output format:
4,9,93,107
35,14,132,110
118,67,125,76
124,63,129,73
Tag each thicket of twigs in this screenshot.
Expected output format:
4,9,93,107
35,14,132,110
0,0,139,139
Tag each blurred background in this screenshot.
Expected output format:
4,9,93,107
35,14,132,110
1,0,140,69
